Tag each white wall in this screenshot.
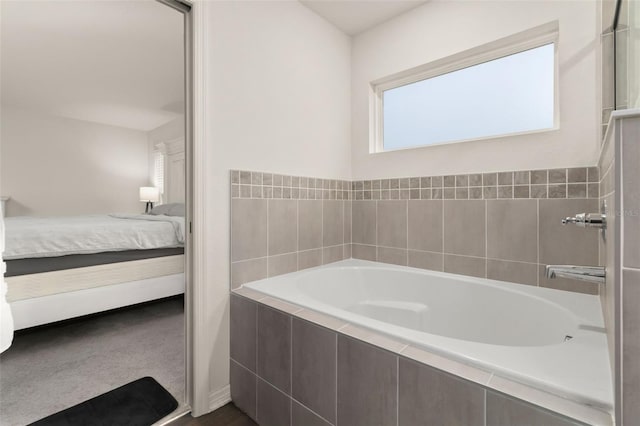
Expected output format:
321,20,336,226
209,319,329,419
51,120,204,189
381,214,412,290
148,115,184,147
0,107,149,216
200,0,351,399
351,0,600,179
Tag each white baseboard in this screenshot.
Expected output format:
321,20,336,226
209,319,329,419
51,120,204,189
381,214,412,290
209,384,231,412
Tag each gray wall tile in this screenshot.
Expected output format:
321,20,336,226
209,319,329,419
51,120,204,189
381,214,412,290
568,167,587,183
323,245,344,265
230,295,257,371
444,255,485,278
514,185,530,198
622,118,640,268
487,260,538,286
377,247,408,266
487,200,537,263
232,199,268,261
257,378,291,426
337,336,397,426
483,173,497,186
486,392,583,426
323,200,344,247
268,200,298,255
408,250,443,271
344,201,352,244
444,200,486,257
292,319,337,423
539,199,599,265
469,173,482,186
531,170,548,184
298,200,323,251
514,171,530,185
408,200,443,252
268,252,298,277
230,360,257,421
498,186,513,199
298,249,322,270
257,305,291,394
352,201,376,245
498,172,513,185
352,244,376,261
549,169,567,184
231,258,268,289
623,269,640,424
399,358,484,426
377,201,408,248
602,32,615,111
292,401,332,426
567,184,587,198
548,184,567,199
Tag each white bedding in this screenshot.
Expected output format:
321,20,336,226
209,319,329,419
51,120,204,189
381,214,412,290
3,214,185,260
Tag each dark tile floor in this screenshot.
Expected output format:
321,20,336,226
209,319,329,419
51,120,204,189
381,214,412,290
170,403,257,426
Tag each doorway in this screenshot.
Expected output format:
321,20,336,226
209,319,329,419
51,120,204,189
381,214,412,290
0,0,193,423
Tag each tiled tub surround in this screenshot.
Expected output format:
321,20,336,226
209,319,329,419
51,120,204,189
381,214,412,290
351,197,601,296
599,111,640,425
231,168,601,295
230,285,613,426
230,171,352,288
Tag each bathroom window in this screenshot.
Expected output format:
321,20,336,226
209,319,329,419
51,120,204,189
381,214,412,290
371,24,558,152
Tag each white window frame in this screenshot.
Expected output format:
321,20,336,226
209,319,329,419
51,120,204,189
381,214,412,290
369,21,560,153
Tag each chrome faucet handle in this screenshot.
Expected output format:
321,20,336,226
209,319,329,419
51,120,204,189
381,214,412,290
562,213,606,229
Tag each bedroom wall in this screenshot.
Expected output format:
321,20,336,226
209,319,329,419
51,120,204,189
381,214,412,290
200,0,351,406
351,0,600,179
0,107,150,217
148,115,184,147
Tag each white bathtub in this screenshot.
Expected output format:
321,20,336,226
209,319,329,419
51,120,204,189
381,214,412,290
244,259,613,411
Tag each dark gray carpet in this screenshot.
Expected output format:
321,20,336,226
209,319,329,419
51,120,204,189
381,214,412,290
0,298,184,426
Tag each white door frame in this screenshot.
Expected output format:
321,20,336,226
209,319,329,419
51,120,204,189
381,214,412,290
157,0,212,417
187,0,215,416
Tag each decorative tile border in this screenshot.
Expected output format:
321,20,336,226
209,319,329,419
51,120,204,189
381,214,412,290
350,167,599,200
231,170,352,200
231,167,599,201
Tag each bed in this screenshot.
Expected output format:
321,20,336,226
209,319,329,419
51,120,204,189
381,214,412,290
4,212,186,330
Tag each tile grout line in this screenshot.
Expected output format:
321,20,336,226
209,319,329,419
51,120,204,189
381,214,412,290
406,199,409,266
266,199,270,278
321,199,325,265
296,200,300,272
484,388,487,426
485,199,488,279
537,198,541,287
442,199,445,271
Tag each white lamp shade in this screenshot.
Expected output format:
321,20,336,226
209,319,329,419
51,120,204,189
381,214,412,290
139,187,160,202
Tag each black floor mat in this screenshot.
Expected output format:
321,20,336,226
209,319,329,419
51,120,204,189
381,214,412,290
28,377,179,426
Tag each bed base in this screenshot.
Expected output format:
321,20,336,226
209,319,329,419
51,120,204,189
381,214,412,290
10,273,185,330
